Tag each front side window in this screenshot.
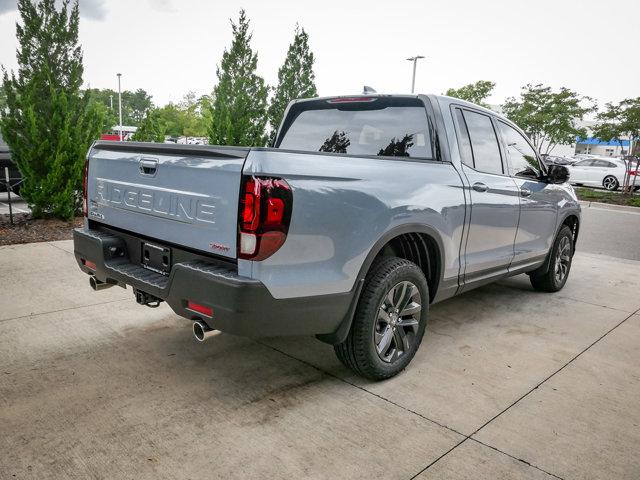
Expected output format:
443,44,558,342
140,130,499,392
461,110,503,175
276,97,433,159
497,121,540,178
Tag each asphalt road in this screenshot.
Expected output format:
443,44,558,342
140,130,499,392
579,203,640,261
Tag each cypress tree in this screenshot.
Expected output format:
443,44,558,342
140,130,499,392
208,10,268,147
268,25,317,144
1,0,103,219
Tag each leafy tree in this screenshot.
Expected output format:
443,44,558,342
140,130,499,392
319,131,350,153
178,91,209,137
122,88,152,125
378,134,414,157
502,84,595,155
86,87,152,128
208,10,269,146
86,88,117,132
0,0,103,219
156,103,183,137
445,80,495,108
268,25,317,144
153,93,210,138
592,98,640,154
592,98,640,191
132,108,166,142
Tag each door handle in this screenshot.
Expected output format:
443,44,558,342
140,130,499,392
139,157,158,176
472,182,488,193
520,187,532,197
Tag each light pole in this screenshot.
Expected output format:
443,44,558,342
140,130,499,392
117,73,123,141
406,55,425,94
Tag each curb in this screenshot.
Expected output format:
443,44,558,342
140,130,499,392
579,200,640,214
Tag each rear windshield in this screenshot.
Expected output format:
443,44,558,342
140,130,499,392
276,97,433,159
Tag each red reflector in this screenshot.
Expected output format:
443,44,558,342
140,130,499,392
83,259,96,270
83,159,89,217
265,197,284,225
187,301,213,317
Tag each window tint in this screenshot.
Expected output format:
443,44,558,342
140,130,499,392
575,160,594,167
277,98,432,158
454,109,473,168
497,121,540,177
593,160,614,168
462,110,503,175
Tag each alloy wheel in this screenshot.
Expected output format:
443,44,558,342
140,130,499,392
374,281,422,363
554,236,571,284
603,176,618,191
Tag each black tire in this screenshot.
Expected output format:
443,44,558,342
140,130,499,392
334,257,429,380
602,175,619,191
529,225,574,292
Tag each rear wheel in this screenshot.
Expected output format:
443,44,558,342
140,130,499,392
334,257,428,380
603,175,619,191
529,225,574,292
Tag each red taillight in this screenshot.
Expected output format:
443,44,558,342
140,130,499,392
82,158,89,216
187,301,213,317
238,176,292,261
265,197,285,225
82,259,96,270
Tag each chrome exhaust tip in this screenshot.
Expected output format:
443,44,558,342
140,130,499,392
192,320,221,342
89,276,113,291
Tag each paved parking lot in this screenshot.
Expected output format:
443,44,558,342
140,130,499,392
0,191,30,215
1,238,639,479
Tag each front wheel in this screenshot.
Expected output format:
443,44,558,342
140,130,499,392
529,225,574,292
334,257,428,380
603,175,619,191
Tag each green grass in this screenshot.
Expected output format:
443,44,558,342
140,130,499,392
575,187,640,207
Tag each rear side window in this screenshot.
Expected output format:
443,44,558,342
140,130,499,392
593,160,615,168
276,97,433,159
461,110,504,175
575,160,594,167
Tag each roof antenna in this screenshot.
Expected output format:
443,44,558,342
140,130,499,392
363,85,377,94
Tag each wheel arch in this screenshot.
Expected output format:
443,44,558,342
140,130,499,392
316,223,445,345
562,213,580,251
531,212,581,278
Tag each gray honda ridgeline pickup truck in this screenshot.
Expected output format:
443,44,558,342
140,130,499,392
74,94,580,380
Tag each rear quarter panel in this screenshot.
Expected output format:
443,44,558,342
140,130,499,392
241,149,466,299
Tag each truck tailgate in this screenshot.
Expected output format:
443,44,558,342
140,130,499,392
87,142,250,259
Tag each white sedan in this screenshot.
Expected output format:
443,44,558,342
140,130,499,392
566,158,630,191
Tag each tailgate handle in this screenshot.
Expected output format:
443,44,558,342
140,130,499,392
139,157,158,176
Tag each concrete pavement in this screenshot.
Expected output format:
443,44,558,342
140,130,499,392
0,241,639,479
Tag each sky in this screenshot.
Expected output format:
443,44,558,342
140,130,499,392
0,0,638,112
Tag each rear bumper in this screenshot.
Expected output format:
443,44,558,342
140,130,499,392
73,227,352,338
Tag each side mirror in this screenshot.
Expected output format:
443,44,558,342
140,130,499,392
546,164,570,184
